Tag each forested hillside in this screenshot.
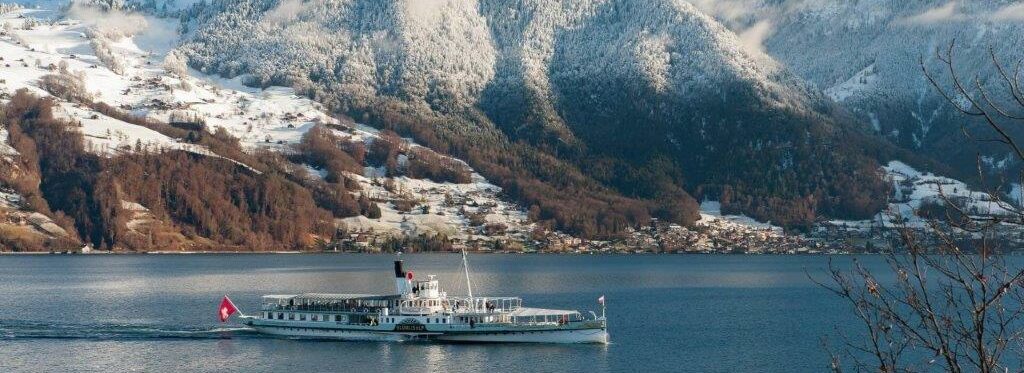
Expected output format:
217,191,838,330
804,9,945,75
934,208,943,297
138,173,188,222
1,89,338,250
172,0,898,234
0,3,547,251
689,0,1024,183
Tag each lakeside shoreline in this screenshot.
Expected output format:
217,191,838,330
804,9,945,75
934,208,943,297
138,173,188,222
0,250,856,255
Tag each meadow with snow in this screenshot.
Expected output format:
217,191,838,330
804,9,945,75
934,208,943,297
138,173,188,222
0,4,533,246
824,160,1019,234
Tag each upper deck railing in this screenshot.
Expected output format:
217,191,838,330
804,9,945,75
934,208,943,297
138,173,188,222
446,296,522,313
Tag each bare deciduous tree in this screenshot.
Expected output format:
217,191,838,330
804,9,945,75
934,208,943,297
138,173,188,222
817,40,1024,373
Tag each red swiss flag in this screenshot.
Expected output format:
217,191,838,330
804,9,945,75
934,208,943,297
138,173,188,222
219,295,238,322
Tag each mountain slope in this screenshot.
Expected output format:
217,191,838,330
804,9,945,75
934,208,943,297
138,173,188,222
176,0,895,234
0,5,538,250
689,0,1024,182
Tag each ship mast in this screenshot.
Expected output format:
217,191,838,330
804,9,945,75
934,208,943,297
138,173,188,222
461,248,474,312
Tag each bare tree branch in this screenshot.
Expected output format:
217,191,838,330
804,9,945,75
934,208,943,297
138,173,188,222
826,39,1024,372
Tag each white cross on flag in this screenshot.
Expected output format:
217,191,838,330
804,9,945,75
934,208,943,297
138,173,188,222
219,295,239,322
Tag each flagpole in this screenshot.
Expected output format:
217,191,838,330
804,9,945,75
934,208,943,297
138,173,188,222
462,249,475,312
226,295,246,318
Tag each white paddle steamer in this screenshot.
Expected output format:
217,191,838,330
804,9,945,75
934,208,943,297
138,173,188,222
221,253,608,344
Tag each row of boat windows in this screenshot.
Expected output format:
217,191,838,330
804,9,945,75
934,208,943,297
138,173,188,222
264,312,580,325
275,327,357,333
267,298,391,312
401,299,442,308
270,327,564,336
266,312,453,325
382,317,447,324
265,312,346,322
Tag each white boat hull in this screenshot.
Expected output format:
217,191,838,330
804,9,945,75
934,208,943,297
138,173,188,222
248,321,608,344
251,324,409,342
436,328,609,344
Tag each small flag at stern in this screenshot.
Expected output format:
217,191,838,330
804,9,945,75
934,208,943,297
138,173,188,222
219,296,238,322
598,295,605,305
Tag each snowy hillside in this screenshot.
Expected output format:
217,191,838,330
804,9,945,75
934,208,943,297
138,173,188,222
171,0,897,235
7,0,1010,251
178,0,803,116
0,3,534,248
698,200,783,233
824,160,1017,231
689,0,1024,177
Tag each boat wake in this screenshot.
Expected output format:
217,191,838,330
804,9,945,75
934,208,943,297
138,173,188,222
0,319,259,340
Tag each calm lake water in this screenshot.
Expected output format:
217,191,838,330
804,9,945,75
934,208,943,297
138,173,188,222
0,254,884,372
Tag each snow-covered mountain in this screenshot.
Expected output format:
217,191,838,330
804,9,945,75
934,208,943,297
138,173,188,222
4,0,1021,251
170,0,898,234
0,4,536,251
689,0,1024,180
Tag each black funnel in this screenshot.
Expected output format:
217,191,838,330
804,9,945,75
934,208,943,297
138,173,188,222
394,260,405,278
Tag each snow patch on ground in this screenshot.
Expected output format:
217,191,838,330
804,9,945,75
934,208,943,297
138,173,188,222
149,73,336,149
25,211,67,237
0,5,531,243
340,170,532,241
828,160,1016,230
0,187,22,209
0,128,17,159
121,200,158,232
698,200,784,233
825,63,878,102
981,154,1012,171
301,164,328,180
57,103,178,153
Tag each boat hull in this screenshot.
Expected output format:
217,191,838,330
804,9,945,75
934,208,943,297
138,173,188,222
247,321,608,344
250,324,409,342
435,328,609,344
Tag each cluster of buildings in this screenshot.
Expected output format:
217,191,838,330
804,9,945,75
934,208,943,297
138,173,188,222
608,218,827,254
332,213,840,255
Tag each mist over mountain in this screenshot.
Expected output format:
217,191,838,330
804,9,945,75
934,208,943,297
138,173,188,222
169,0,901,234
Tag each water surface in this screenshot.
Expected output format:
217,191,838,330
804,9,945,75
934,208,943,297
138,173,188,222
0,254,877,372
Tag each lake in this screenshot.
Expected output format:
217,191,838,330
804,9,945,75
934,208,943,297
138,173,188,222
0,254,879,372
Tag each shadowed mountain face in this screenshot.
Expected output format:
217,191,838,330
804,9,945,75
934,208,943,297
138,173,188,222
688,0,1024,182
177,0,897,234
